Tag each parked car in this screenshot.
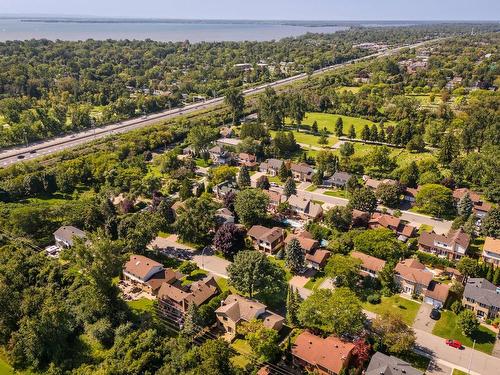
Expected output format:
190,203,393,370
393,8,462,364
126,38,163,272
430,308,441,320
446,339,463,349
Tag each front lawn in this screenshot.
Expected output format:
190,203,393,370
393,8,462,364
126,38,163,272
181,269,209,286
304,272,327,291
397,351,431,372
418,224,433,234
362,295,420,326
305,184,317,192
323,189,349,199
432,310,496,354
452,369,468,375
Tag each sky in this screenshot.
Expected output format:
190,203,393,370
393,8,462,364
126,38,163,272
1,0,499,21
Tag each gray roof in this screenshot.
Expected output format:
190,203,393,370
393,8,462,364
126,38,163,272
265,158,284,170
332,171,352,182
464,278,500,309
366,352,423,375
53,226,86,246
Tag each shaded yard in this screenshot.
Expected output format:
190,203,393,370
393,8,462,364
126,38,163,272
432,310,496,354
230,339,252,368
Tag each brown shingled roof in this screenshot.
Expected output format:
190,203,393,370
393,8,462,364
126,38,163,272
484,237,500,256
124,255,163,280
351,251,386,273
292,331,354,375
395,259,433,287
424,281,450,303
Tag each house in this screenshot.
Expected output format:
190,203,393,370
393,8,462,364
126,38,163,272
403,187,419,205
482,237,500,267
238,153,257,168
247,225,285,254
462,278,500,320
213,180,238,199
262,189,285,211
290,163,314,182
158,275,219,317
351,251,386,278
325,171,352,188
287,195,323,220
366,352,423,375
452,188,492,219
292,331,354,375
394,258,433,296
215,294,284,340
305,249,331,270
122,254,183,295
215,207,235,225
441,267,464,282
364,177,398,190
423,281,450,308
259,158,284,176
54,226,86,248
208,145,232,165
368,213,416,241
418,228,470,260
284,231,319,253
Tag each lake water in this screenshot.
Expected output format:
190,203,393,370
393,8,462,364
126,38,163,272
0,19,348,42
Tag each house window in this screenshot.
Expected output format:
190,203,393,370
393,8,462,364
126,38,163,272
223,316,228,321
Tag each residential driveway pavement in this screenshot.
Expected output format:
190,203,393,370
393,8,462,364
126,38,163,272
491,336,500,359
413,302,437,333
289,275,309,288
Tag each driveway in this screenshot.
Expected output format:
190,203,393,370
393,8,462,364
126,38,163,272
413,302,437,333
426,359,452,375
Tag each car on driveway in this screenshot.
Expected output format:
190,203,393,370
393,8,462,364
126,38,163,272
430,308,441,320
446,339,463,349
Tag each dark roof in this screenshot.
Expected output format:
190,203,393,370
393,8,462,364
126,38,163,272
366,352,423,375
331,171,352,182
464,278,500,309
53,226,86,246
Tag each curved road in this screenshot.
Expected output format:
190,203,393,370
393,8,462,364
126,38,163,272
0,38,442,168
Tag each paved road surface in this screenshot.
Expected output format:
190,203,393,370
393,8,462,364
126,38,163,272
296,187,452,234
0,38,444,168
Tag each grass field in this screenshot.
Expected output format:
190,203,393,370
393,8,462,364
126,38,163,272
0,356,14,375
230,339,252,368
127,298,155,314
304,272,327,290
362,295,420,326
432,310,496,354
452,369,467,375
323,189,349,199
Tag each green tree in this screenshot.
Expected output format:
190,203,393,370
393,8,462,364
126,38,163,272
238,320,280,362
482,207,500,238
187,125,219,155
298,288,365,336
256,175,271,190
438,132,459,165
283,177,297,197
349,187,377,213
340,142,355,159
361,124,371,141
324,206,353,232
234,189,269,227
458,309,479,337
348,124,356,139
312,120,318,134
182,302,202,338
278,162,290,182
174,195,218,245
372,311,416,354
458,193,473,218
224,87,244,125
179,179,193,201
285,238,305,274
286,286,300,326
399,161,419,188
312,169,324,186
376,183,401,208
227,251,286,299
353,229,407,261
325,254,361,287
415,184,455,218
335,117,344,137
238,166,251,188
457,256,479,279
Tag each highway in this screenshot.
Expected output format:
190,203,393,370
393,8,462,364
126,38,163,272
0,38,442,168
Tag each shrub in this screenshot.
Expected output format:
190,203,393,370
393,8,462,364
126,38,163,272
450,301,462,315
178,261,199,275
367,294,381,304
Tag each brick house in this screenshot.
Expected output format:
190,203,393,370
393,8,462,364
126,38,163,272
463,278,500,320
351,251,386,278
482,237,500,267
247,225,285,254
292,331,354,375
215,294,284,341
418,229,470,260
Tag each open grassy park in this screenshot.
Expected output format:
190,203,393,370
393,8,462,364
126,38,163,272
362,295,421,326
432,311,497,354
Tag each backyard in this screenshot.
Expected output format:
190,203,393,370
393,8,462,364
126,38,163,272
432,310,497,354
230,339,252,368
362,295,420,326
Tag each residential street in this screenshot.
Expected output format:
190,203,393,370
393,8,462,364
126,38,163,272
295,186,453,234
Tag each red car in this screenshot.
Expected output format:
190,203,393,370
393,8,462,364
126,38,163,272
446,339,463,349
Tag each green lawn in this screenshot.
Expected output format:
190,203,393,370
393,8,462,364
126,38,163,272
323,189,349,199
0,357,14,375
452,369,468,375
304,272,327,290
270,129,335,148
305,184,317,192
127,298,155,314
269,257,292,281
335,86,361,93
397,351,431,372
432,310,496,354
362,295,420,326
195,158,211,167
230,339,252,368
418,224,433,234
181,269,209,286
